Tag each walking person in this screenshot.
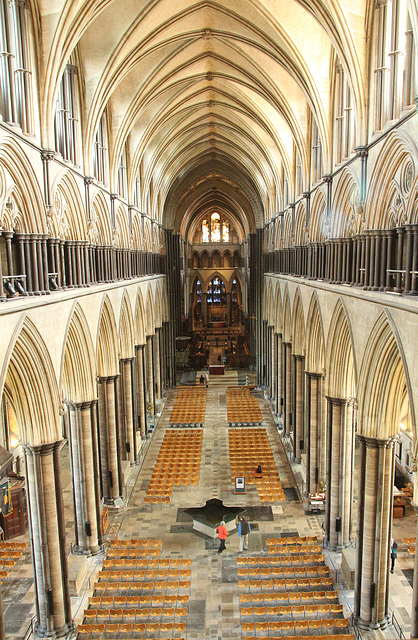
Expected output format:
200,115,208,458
238,516,251,552
390,538,398,573
216,520,228,553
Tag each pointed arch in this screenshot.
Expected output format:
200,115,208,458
52,170,87,240
305,292,325,373
145,286,156,336
61,303,96,403
91,191,112,245
3,319,60,444
331,169,359,237
357,312,415,440
325,299,357,399
291,289,305,355
309,188,327,242
282,286,292,343
97,296,119,376
119,292,135,359
134,288,147,345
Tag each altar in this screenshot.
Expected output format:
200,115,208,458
209,365,224,375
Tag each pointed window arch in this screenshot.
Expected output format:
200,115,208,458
54,61,79,164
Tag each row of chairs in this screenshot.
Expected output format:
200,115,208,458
78,622,186,638
146,429,203,502
0,559,16,568
109,539,161,548
243,636,353,640
237,557,326,568
98,568,191,581
93,580,191,594
169,388,206,424
240,616,349,632
266,537,319,546
261,555,325,566
106,548,161,558
84,606,188,622
0,550,23,559
89,595,188,608
0,541,26,550
237,587,339,604
237,574,333,589
239,599,343,616
103,558,191,569
267,546,322,555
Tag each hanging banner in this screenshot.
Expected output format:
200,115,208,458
0,478,13,516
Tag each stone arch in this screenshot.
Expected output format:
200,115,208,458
97,296,119,376
366,130,418,228
325,299,357,399
0,137,46,233
309,188,327,242
305,292,325,374
145,286,156,336
91,192,112,245
61,303,96,403
281,286,292,343
191,251,200,268
273,282,283,334
291,289,305,355
211,250,221,268
52,171,87,240
263,279,275,326
131,213,143,249
134,288,147,345
294,201,307,245
115,204,130,247
331,170,359,237
3,318,61,445
119,292,135,359
357,312,415,440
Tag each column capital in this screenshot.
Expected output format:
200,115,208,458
97,374,120,384
306,371,324,381
325,395,348,406
64,399,98,411
22,440,63,456
356,434,396,449
120,357,134,364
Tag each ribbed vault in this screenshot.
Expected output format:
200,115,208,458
38,0,369,240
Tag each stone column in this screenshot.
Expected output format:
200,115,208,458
23,442,74,639
154,328,162,401
325,396,353,549
271,331,277,406
146,335,155,415
67,401,101,555
293,355,304,463
283,342,292,435
306,372,322,494
135,345,147,439
354,435,395,629
410,503,418,638
276,333,282,416
120,359,135,464
97,375,122,504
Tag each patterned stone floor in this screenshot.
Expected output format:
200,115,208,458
2,369,416,640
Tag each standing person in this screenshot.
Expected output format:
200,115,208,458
238,516,251,552
199,374,205,385
216,520,228,553
390,538,398,573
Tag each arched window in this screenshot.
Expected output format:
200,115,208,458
93,112,108,185
207,276,226,305
232,278,238,303
54,62,79,164
201,213,232,243
0,0,33,133
196,279,202,303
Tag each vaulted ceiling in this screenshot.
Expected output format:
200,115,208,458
39,0,368,236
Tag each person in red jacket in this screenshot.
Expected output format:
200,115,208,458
216,520,228,553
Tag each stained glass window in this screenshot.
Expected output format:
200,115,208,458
211,213,221,242
207,277,226,305
232,278,238,303
202,219,209,242
196,279,201,303
222,221,230,242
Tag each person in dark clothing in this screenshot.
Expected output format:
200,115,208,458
238,516,251,552
256,464,262,474
199,374,205,385
390,538,398,573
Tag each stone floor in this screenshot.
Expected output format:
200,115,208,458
1,369,416,640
